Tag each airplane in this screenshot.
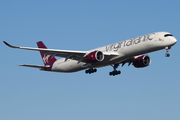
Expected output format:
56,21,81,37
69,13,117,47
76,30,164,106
3,31,177,76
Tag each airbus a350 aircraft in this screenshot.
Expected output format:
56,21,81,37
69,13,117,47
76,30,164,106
3,32,177,76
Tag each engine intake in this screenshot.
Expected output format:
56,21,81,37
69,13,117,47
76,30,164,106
85,51,104,63
133,55,151,68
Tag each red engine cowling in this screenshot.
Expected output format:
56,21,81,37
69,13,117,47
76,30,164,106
133,55,151,68
85,51,104,63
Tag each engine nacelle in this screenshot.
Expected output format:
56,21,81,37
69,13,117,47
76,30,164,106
133,55,151,68
85,51,104,63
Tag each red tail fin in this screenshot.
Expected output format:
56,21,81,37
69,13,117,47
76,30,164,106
37,41,57,66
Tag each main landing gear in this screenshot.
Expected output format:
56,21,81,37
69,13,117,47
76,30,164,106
165,46,171,57
85,68,97,74
109,64,121,76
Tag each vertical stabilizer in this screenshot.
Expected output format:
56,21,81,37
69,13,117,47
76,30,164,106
37,41,57,67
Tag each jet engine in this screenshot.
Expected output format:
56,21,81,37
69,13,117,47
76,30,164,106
133,55,151,68
85,51,104,63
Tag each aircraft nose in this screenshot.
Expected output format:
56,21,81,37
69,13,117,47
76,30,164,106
170,37,177,45
173,38,177,44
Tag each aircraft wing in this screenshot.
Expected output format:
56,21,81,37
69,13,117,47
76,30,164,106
19,64,50,69
116,55,146,67
118,57,134,67
3,41,119,62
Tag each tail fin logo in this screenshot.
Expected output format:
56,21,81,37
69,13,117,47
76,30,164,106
37,41,57,66
42,55,51,64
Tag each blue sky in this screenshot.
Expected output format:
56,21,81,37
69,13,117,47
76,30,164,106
1,0,180,120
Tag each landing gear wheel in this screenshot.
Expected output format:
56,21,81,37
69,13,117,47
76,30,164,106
85,68,97,74
109,70,121,76
165,53,170,57
109,72,112,76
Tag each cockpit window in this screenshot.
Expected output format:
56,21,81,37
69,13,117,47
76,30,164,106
164,34,173,37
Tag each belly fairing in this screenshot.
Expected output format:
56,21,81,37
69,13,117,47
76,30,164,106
51,59,86,72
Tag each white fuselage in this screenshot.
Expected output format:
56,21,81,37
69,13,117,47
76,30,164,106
51,32,177,72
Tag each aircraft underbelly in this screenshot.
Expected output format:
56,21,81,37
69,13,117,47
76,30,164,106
51,59,86,72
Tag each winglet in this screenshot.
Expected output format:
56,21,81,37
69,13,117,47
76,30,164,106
3,41,19,48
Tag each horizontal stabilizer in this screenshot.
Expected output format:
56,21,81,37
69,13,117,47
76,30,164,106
19,64,50,69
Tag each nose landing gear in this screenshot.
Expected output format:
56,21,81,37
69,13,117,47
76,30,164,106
165,47,171,57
